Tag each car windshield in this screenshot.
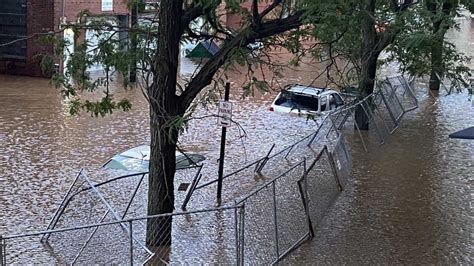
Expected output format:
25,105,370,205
274,91,319,112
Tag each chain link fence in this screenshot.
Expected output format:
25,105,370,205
1,206,244,265
1,75,418,265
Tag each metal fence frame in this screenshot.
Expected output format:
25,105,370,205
1,75,418,265
234,160,310,264
1,205,245,265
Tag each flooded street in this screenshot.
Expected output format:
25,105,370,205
285,91,474,264
1,14,473,264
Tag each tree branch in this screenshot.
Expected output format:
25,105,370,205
259,0,284,20
252,0,261,26
179,11,304,112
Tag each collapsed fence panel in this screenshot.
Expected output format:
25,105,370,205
236,161,309,264
387,76,418,112
331,135,352,188
1,206,243,265
381,82,405,123
300,147,343,230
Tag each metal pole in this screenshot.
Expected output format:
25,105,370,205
327,151,343,191
272,182,280,260
308,115,329,147
256,144,275,173
338,109,351,130
42,169,83,242
0,235,5,266
181,166,203,210
239,205,245,266
234,207,239,265
352,109,369,152
379,88,399,130
129,221,134,266
73,210,110,264
217,82,230,201
361,100,384,145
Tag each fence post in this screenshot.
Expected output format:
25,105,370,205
181,166,203,210
0,235,5,266
129,221,133,266
234,207,239,265
327,150,343,191
297,178,315,238
352,109,369,152
308,116,328,147
272,182,280,261
239,204,245,266
360,100,385,145
255,144,275,174
379,88,399,131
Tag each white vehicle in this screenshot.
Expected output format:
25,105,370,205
269,84,345,115
103,145,206,172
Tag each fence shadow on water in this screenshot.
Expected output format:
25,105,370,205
0,75,418,265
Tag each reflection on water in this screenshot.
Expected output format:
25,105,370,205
0,16,472,264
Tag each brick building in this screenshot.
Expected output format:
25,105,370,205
0,0,130,77
0,1,287,77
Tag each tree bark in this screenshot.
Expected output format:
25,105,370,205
427,0,455,91
146,0,183,247
355,54,379,130
355,0,379,130
428,26,443,91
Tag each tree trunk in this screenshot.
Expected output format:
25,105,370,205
427,0,455,91
355,0,379,130
146,112,178,247
146,0,183,247
429,32,443,91
355,54,378,130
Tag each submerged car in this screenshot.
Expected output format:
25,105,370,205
269,84,345,115
103,145,206,172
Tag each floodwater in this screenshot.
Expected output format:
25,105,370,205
0,14,473,264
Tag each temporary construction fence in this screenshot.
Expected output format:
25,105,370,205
1,206,244,265
0,156,345,265
1,75,418,265
182,75,417,207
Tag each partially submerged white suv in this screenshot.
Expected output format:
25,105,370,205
269,84,345,115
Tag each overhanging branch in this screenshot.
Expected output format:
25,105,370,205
179,11,305,112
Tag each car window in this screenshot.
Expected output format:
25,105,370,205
275,91,319,112
329,95,337,110
176,153,206,169
320,96,328,111
334,94,344,106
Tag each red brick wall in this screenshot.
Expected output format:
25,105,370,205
0,0,131,77
0,0,55,77
27,0,55,77
60,0,130,23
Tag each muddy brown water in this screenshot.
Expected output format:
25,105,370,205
0,15,472,264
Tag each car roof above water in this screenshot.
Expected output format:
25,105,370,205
284,84,334,96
